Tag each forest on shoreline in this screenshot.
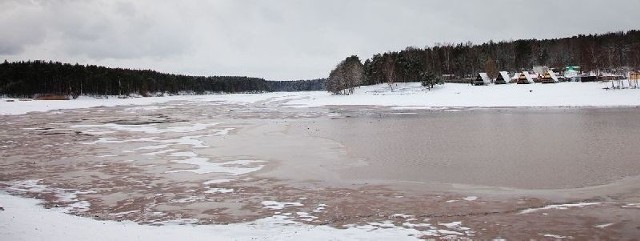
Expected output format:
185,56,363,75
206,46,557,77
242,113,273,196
0,61,325,98
2,31,639,98
326,30,640,94
358,30,640,86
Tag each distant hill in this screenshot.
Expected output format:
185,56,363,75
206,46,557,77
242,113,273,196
0,60,326,98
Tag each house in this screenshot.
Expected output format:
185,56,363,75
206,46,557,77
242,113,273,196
580,75,598,82
629,71,640,89
540,70,559,83
532,66,548,76
517,71,536,84
564,66,581,82
495,71,510,84
473,73,492,86
597,73,625,81
511,73,520,83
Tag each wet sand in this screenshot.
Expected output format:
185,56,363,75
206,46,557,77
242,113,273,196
1,99,640,240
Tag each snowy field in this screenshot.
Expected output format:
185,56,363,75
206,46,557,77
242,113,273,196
2,82,640,115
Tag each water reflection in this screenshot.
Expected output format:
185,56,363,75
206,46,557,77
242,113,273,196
317,109,640,189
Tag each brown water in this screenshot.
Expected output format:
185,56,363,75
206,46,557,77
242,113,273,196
2,103,639,239
300,108,640,189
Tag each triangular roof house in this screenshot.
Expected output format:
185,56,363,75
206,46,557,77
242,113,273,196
540,70,559,83
548,70,560,82
480,73,491,85
495,71,510,84
517,71,535,84
473,73,492,85
629,71,640,89
511,73,520,83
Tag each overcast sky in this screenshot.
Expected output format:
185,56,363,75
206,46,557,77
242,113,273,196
1,0,639,80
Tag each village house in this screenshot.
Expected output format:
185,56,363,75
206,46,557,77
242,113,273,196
473,73,492,86
494,71,510,84
516,71,536,84
540,70,560,83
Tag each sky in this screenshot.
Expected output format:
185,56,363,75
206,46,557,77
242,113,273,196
1,0,639,80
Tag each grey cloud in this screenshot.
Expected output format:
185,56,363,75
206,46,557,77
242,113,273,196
1,0,639,80
0,1,48,54
48,1,193,59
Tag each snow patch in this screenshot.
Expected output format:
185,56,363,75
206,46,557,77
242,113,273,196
622,203,640,208
166,152,266,175
295,212,317,221
72,123,222,135
203,179,234,185
261,201,304,210
519,202,601,214
463,196,478,201
5,179,95,213
391,214,414,219
543,233,571,239
595,223,615,229
204,188,234,194
312,204,327,213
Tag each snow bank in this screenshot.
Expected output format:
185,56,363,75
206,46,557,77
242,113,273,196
0,192,427,241
289,82,640,108
0,92,291,115
3,82,640,115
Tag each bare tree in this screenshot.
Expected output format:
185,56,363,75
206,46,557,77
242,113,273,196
383,54,396,91
327,55,365,95
484,57,499,80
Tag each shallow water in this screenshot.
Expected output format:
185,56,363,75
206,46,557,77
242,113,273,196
306,108,640,189
2,102,640,239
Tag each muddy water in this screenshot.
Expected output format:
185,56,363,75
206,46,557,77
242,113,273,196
298,108,640,189
2,102,640,239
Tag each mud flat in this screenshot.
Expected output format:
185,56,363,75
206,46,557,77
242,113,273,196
1,98,640,240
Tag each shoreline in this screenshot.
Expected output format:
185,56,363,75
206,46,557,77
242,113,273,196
2,82,640,116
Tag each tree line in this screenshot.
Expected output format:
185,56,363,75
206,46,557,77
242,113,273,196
0,60,326,98
328,30,640,94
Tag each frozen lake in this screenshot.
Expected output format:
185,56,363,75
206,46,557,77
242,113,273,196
300,108,640,189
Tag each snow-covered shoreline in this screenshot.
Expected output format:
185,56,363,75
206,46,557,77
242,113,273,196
2,82,639,115
0,192,434,241
287,82,640,108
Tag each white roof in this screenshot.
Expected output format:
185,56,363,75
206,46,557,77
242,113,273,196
511,73,519,80
564,69,579,78
479,73,491,84
523,71,535,84
499,71,510,82
548,71,559,82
